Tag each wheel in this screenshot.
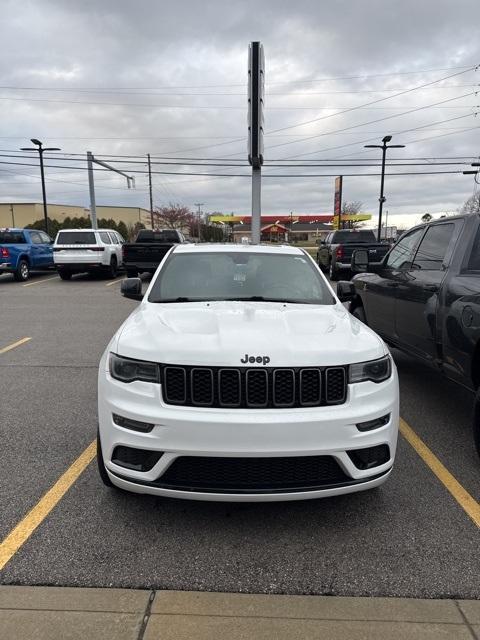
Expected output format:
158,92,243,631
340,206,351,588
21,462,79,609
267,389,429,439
329,261,340,282
58,270,72,280
352,306,367,324
126,268,138,278
97,432,114,487
14,259,29,282
105,257,118,279
473,388,480,459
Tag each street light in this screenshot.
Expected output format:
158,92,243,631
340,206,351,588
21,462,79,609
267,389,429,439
365,135,405,242
20,139,61,236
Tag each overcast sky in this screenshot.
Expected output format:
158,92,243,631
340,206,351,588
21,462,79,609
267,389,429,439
0,0,479,228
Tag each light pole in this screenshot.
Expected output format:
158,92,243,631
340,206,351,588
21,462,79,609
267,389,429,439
194,203,204,242
365,135,405,242
21,139,60,236
463,162,480,184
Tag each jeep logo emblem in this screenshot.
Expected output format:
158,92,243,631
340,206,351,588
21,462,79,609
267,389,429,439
241,354,270,365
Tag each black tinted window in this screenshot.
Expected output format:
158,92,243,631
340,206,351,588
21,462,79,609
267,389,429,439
56,232,96,245
332,231,376,243
386,228,424,270
467,227,480,271
413,224,453,270
137,230,178,242
0,231,25,243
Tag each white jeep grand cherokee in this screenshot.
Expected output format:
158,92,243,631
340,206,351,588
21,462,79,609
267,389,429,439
98,244,398,501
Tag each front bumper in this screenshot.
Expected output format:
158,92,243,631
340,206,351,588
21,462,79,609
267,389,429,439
98,355,399,501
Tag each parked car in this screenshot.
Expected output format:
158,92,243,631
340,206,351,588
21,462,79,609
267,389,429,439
97,244,399,501
338,212,480,456
122,228,187,277
0,228,54,281
317,229,390,281
53,228,124,280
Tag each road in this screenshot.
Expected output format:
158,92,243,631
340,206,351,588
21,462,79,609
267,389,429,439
0,271,479,597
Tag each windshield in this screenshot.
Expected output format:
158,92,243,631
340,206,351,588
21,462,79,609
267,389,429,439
56,231,97,245
148,251,335,305
333,231,376,243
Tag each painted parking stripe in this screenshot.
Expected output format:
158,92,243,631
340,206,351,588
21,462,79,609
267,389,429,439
0,440,96,571
105,278,124,287
400,418,480,528
23,276,59,287
0,337,31,354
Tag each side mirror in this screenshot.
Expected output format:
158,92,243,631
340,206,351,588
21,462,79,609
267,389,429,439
351,249,369,273
337,281,356,302
121,277,143,301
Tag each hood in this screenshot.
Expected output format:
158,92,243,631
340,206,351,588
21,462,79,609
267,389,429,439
115,301,386,367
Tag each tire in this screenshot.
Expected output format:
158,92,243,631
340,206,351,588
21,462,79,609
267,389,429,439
352,305,367,324
58,270,72,280
14,259,29,282
105,257,118,279
473,388,480,459
126,268,138,278
97,432,114,487
329,261,340,282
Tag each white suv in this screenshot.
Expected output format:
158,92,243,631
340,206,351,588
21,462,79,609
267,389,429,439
98,244,399,502
53,228,124,279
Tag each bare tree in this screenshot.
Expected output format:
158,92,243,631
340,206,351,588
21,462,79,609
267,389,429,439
341,201,364,229
154,203,194,229
460,194,480,215
341,201,363,215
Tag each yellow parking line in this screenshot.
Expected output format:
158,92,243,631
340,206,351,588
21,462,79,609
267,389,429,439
0,440,96,571
23,276,59,287
400,418,480,528
105,278,124,287
0,337,31,354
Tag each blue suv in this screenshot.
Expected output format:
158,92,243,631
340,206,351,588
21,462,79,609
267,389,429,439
0,228,54,281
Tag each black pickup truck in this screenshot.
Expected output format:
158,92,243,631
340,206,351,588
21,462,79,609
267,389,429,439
122,229,186,277
317,229,390,281
337,213,480,456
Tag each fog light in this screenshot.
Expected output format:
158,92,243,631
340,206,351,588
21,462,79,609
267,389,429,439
112,413,154,433
111,446,163,471
348,444,390,470
356,414,390,432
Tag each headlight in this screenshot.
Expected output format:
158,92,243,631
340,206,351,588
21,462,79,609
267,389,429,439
109,353,159,383
349,355,391,384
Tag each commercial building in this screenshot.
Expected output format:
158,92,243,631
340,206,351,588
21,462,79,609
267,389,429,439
232,221,332,243
0,203,152,229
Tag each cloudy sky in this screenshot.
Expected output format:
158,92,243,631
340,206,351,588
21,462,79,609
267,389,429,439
0,0,479,228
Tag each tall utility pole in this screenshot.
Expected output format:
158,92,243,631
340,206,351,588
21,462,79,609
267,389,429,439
194,203,204,242
147,153,154,229
248,41,265,244
20,139,61,236
365,135,405,242
86,152,135,229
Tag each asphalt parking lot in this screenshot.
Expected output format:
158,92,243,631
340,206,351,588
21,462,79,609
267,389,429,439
0,270,479,598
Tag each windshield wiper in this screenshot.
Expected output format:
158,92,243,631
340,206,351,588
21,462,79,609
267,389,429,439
152,297,211,303
223,296,306,304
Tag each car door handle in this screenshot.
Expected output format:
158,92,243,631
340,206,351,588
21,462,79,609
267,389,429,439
424,284,439,292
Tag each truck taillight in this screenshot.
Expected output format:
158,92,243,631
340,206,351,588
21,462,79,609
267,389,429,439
0,247,9,258
336,246,344,259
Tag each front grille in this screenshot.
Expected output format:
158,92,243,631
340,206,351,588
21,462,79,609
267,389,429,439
160,364,347,409
155,455,351,493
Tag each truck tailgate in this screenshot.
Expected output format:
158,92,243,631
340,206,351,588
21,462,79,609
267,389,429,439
122,243,172,267
340,243,389,262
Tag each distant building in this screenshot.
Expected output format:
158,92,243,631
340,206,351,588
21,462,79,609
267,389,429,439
232,221,332,243
0,202,152,229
